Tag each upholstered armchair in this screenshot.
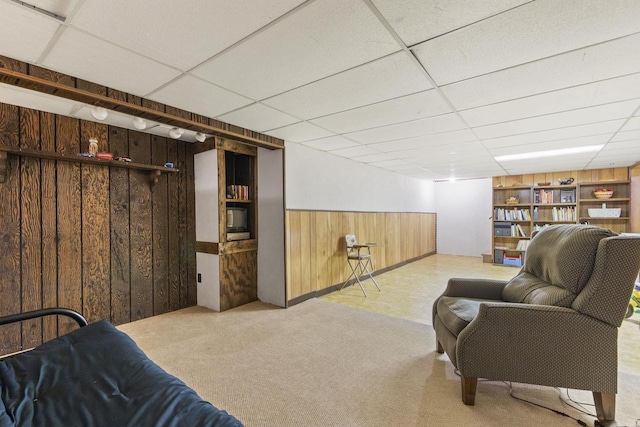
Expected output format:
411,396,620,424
432,225,640,423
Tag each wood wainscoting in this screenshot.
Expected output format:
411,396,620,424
285,210,436,303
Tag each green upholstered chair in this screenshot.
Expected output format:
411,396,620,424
432,224,640,423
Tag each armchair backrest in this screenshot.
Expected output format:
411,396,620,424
503,225,616,306
572,234,640,326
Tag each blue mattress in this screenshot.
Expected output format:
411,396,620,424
0,320,242,427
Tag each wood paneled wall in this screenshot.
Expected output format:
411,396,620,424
285,210,436,302
0,56,283,354
0,104,195,355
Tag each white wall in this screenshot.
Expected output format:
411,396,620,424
285,143,435,212
194,150,219,243
194,149,220,310
435,178,493,257
257,147,286,307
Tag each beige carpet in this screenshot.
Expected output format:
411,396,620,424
118,299,639,427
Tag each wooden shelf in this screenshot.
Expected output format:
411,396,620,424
533,203,577,207
579,180,630,186
579,198,630,203
0,146,178,185
494,185,531,190
580,217,630,221
225,198,253,203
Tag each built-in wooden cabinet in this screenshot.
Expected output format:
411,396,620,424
195,137,258,311
217,138,258,310
492,168,632,266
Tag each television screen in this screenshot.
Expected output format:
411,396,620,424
226,207,247,232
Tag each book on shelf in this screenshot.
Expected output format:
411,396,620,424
536,189,553,204
516,224,527,237
493,207,531,221
227,185,250,200
551,206,576,221
516,239,530,251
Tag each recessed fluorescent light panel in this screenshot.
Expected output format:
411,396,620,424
494,145,604,162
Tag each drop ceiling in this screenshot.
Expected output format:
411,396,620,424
1,0,640,181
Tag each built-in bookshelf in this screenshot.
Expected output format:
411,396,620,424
492,168,631,267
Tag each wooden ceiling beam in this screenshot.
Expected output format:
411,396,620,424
0,67,284,150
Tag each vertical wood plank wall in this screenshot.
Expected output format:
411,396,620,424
0,56,283,354
0,103,194,353
285,210,436,302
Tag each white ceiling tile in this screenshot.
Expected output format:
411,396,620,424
329,145,380,158
480,120,625,149
383,163,421,171
589,151,640,167
472,100,639,140
352,153,396,163
217,103,299,133
621,117,640,131
402,142,491,162
262,52,431,120
42,27,181,96
344,113,466,144
148,75,253,118
610,129,640,142
192,0,400,100
70,0,305,71
0,1,61,63
301,136,360,151
372,0,528,46
264,122,334,142
442,33,640,110
414,0,640,85
369,159,410,168
602,140,640,151
310,90,451,134
588,160,637,169
460,73,640,127
368,129,476,152
27,0,78,17
402,170,444,180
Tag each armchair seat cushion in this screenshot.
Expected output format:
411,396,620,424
437,297,497,337
502,272,575,306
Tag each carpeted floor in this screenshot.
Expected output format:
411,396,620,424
118,298,639,426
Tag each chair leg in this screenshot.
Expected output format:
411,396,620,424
340,261,358,291
593,392,615,422
436,340,444,354
362,259,381,291
461,376,477,405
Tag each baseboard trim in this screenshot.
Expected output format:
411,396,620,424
287,251,436,307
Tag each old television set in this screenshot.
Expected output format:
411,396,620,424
226,207,249,241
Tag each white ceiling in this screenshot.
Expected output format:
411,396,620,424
1,0,640,181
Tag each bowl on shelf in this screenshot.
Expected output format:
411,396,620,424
537,182,550,186
593,189,614,199
588,208,621,218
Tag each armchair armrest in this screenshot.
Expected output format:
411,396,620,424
456,303,618,393
443,278,509,300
